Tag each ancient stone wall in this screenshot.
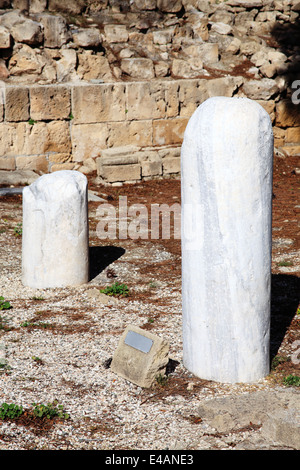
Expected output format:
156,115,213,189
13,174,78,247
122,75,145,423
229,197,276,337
0,0,300,184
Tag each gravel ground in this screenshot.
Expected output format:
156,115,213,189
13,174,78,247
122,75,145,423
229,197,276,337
0,159,299,452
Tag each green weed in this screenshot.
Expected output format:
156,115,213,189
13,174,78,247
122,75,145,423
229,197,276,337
0,403,23,420
0,297,11,310
100,282,129,297
283,374,300,387
32,401,69,420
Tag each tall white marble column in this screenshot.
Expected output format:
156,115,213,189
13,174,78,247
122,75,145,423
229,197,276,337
181,97,273,383
22,170,89,288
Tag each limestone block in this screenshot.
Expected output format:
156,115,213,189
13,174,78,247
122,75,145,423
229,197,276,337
171,58,204,79
77,53,113,82
72,84,126,124
141,160,162,177
0,122,26,157
37,13,71,48
153,29,174,45
162,157,181,174
48,0,85,15
157,0,182,12
120,58,155,79
16,155,48,173
1,11,43,45
104,24,129,43
126,81,168,120
0,26,11,49
43,121,71,153
107,120,153,148
111,324,169,388
154,61,169,78
133,0,156,9
71,123,109,162
0,156,16,170
275,99,300,127
72,28,101,48
153,118,188,146
9,44,46,77
242,78,279,100
181,96,273,383
210,22,233,35
22,170,89,288
286,126,300,143
29,0,47,13
178,79,207,118
50,162,75,172
98,163,141,183
4,86,29,122
184,43,218,65
206,77,243,99
30,85,71,121
56,49,78,82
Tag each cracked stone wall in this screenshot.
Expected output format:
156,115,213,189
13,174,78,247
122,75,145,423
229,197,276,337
0,0,300,183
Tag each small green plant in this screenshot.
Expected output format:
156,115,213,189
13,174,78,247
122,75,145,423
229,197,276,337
28,118,36,125
0,297,11,310
277,259,293,267
283,374,300,387
156,373,168,387
68,112,74,120
271,355,289,370
32,401,69,420
0,403,23,420
14,223,22,236
100,282,129,297
32,356,44,365
31,296,44,301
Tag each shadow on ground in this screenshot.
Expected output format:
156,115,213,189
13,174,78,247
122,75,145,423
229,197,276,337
89,245,125,281
270,273,300,360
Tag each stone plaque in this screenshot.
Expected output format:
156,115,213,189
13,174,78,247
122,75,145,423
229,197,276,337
110,324,169,388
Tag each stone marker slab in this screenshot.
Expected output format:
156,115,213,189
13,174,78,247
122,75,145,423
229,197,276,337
111,324,169,388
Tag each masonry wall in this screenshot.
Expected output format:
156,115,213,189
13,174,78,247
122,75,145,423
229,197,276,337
1,78,300,184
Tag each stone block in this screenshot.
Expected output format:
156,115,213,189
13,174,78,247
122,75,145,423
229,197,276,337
275,99,300,127
153,118,188,146
103,24,129,43
162,157,181,174
242,78,279,100
37,13,71,48
142,160,162,177
43,121,71,153
72,28,101,48
72,84,126,124
77,53,113,82
171,58,204,79
286,126,300,143
111,324,170,388
30,85,71,121
120,58,155,79
0,156,16,170
0,26,11,49
0,122,26,157
71,123,109,162
16,155,48,173
98,162,141,183
107,120,153,148
126,81,169,120
4,86,30,122
157,0,182,12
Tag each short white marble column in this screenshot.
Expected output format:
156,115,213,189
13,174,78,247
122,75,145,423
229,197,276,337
22,170,89,288
181,97,273,383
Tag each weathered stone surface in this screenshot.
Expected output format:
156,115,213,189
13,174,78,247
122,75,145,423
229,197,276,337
71,123,109,162
37,13,71,48
0,26,11,49
1,11,43,45
197,389,300,448
16,154,48,172
77,53,113,82
72,83,126,124
171,58,204,79
22,170,89,288
98,162,141,183
56,49,78,82
48,0,85,15
72,28,101,48
153,117,188,146
157,0,182,12
181,97,273,383
111,324,169,388
104,24,129,43
4,86,29,122
275,99,300,127
30,85,71,121
121,58,155,79
242,78,279,100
